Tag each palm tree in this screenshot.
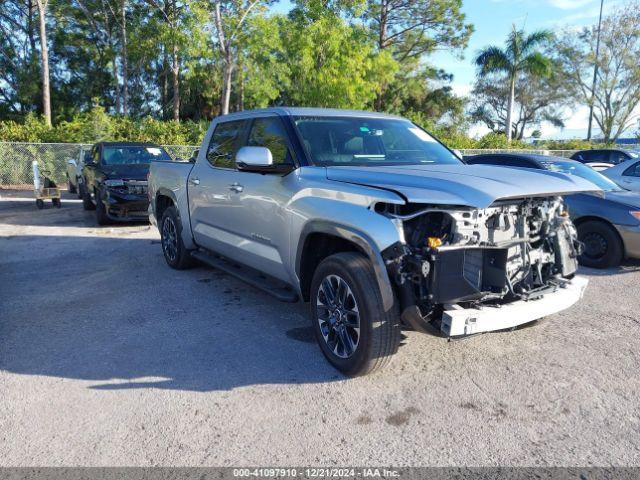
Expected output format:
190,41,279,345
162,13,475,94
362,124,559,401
475,26,553,142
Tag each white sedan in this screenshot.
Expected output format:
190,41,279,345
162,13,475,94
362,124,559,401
602,157,640,192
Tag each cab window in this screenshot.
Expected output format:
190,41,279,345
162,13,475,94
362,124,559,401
207,120,245,169
583,150,608,162
609,151,629,165
246,117,292,165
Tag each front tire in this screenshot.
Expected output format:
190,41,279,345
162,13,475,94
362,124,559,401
577,220,623,269
160,206,195,270
81,182,95,211
95,189,110,225
310,252,400,376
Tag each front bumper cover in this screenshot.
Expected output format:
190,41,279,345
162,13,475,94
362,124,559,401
104,189,150,222
616,224,640,259
440,275,589,337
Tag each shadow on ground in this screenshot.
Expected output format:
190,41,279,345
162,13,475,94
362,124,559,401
0,232,343,392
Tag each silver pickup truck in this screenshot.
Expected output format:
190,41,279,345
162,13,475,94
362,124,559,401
148,107,597,376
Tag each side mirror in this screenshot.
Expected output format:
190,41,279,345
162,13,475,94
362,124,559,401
236,146,273,168
175,157,184,163
234,146,292,175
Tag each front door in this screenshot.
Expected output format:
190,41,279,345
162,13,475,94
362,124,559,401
188,116,296,282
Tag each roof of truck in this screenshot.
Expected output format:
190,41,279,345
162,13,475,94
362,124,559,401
216,107,405,121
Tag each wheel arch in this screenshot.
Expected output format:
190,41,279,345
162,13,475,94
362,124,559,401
295,221,395,311
155,188,177,222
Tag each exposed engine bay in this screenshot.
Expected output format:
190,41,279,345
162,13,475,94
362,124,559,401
378,197,583,332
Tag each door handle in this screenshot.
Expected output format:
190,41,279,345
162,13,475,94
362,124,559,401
189,177,200,186
229,182,244,193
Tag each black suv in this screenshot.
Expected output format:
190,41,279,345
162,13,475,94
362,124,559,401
80,142,172,225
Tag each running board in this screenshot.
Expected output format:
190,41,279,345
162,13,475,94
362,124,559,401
191,250,299,303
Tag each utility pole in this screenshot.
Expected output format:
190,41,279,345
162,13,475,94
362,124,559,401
587,0,604,141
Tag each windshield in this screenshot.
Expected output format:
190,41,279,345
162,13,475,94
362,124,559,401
102,146,171,165
539,159,622,192
293,116,461,167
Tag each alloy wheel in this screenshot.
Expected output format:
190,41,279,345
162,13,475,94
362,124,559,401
316,274,361,359
162,216,178,262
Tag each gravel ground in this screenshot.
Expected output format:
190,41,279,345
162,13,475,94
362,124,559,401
1,189,640,467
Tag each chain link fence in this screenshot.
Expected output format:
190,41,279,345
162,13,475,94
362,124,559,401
0,142,198,189
3,141,636,189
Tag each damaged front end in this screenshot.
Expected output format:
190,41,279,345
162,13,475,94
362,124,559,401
378,197,586,337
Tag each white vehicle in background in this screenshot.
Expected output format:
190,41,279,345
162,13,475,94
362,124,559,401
66,146,89,197
570,149,639,171
602,157,640,193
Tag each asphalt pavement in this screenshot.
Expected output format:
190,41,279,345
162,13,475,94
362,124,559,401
1,189,639,466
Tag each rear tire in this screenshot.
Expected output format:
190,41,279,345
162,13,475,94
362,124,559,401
310,252,400,376
52,198,61,208
577,220,623,269
160,206,195,270
81,182,95,211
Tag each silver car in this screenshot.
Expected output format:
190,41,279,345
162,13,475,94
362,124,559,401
65,146,89,198
602,156,640,193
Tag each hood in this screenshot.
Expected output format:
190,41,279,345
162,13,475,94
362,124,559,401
601,189,640,209
101,163,149,181
326,164,602,209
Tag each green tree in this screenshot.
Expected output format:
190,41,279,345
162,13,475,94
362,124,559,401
475,26,553,142
471,59,572,140
557,2,640,142
0,0,41,119
365,0,472,110
212,0,273,115
281,12,396,108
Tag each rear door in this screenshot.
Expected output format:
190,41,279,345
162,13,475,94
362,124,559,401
224,115,297,281
188,119,248,255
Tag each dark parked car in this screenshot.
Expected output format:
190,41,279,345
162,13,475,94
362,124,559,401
570,149,639,171
80,142,172,225
466,153,640,268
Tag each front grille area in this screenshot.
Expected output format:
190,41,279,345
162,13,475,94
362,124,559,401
462,249,483,290
110,181,147,195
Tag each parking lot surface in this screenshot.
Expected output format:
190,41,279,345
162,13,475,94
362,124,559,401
1,189,640,467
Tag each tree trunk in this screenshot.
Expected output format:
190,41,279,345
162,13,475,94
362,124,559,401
121,0,128,116
28,0,37,53
36,0,51,126
220,54,233,115
374,0,388,111
236,57,244,111
505,74,516,142
161,50,168,120
112,61,121,115
172,43,180,121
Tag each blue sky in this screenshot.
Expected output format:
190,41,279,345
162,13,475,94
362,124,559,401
431,0,624,139
274,0,624,139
